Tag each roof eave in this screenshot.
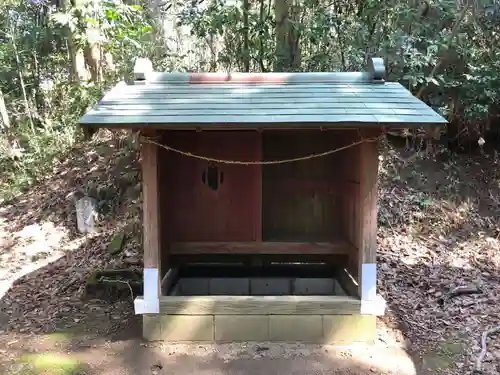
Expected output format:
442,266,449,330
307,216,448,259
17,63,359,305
79,120,447,129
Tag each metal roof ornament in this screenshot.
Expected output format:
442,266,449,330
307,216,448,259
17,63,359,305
134,58,153,82
367,57,386,83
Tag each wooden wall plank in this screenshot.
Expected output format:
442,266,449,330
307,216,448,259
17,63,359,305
262,131,344,242
161,131,262,242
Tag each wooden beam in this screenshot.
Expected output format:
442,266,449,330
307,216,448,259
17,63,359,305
150,295,362,315
170,253,349,267
141,136,162,302
357,138,379,300
79,123,430,131
169,241,355,255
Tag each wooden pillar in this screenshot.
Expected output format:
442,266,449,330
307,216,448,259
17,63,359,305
136,135,162,314
357,136,378,303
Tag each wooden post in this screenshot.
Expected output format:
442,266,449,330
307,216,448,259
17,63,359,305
357,136,378,304
136,135,162,314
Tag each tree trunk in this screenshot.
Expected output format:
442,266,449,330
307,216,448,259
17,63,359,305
257,0,266,71
84,37,103,83
0,87,10,130
243,0,250,72
274,0,301,72
9,30,35,134
62,0,90,82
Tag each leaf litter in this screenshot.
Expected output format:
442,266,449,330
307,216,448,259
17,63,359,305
378,139,500,374
0,132,498,374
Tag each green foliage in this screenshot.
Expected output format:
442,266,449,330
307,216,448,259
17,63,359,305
0,0,158,202
18,352,85,375
174,0,500,135
1,0,500,201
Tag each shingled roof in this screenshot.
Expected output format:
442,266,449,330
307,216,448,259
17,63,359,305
79,57,447,128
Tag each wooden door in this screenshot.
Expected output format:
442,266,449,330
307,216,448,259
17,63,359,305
162,131,261,242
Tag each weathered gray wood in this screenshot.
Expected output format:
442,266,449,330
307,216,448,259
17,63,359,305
103,84,411,94
91,108,431,117
102,91,412,99
374,115,444,123
144,71,374,84
112,80,408,88
116,86,410,94
99,97,425,105
147,295,362,315
94,108,350,116
80,65,448,129
92,106,429,115
81,114,376,124
81,113,446,125
95,102,430,110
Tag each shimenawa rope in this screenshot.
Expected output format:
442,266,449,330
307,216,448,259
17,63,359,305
139,134,380,165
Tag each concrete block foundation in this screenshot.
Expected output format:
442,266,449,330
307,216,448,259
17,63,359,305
142,266,381,343
143,314,376,343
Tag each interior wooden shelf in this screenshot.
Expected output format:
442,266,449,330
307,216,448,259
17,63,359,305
169,241,355,255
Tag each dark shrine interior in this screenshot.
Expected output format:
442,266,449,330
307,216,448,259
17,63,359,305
157,129,363,285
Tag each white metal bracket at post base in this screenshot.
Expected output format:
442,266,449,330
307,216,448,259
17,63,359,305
134,297,159,314
134,268,160,314
361,295,387,315
360,263,386,315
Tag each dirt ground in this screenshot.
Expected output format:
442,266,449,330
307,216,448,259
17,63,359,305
0,170,420,375
0,316,420,375
0,232,419,375
1,132,499,375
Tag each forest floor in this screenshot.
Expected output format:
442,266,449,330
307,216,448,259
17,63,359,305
0,130,499,375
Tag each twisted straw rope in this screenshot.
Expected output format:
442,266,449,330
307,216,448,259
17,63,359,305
139,134,380,165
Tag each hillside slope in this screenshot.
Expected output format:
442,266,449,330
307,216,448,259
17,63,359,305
0,131,499,374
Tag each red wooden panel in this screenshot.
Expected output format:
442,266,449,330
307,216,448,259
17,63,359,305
262,131,344,242
162,131,261,242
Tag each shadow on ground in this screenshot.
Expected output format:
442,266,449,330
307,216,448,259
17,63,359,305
1,249,487,375
1,324,419,375
1,135,500,374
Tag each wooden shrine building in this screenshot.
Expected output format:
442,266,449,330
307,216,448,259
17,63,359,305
79,57,447,343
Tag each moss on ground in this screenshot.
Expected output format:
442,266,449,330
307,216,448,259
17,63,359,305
421,338,463,372
17,352,85,375
42,325,85,347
